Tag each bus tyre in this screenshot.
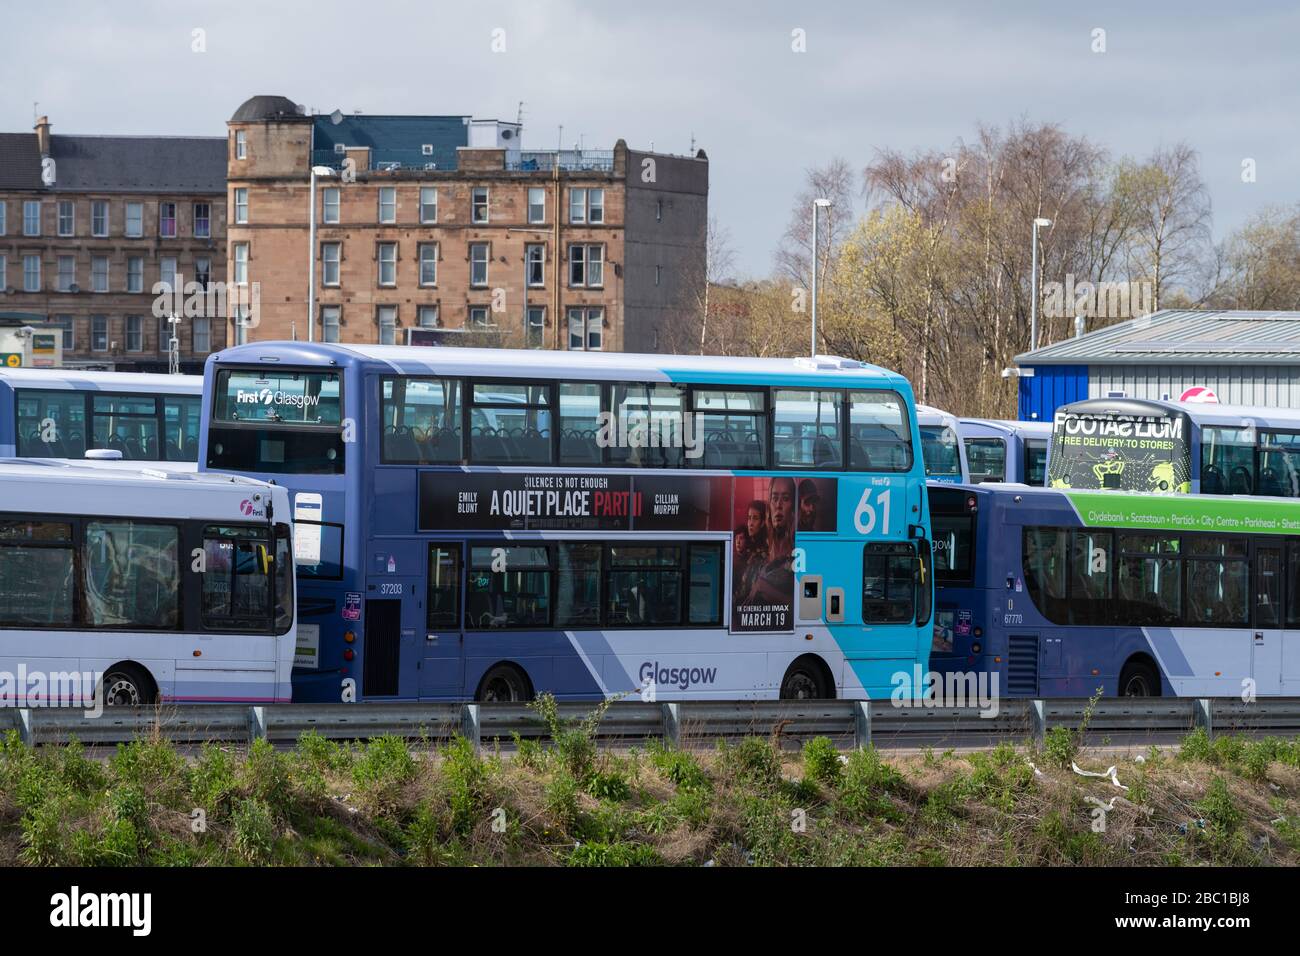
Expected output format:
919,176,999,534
101,664,155,707
1119,660,1160,697
477,664,532,703
779,657,833,700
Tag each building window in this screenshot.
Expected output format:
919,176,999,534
91,256,109,293
469,306,491,329
159,257,178,292
471,187,489,223
159,202,177,238
420,187,437,224
377,242,397,286
50,315,74,350
0,255,4,290
528,187,545,223
23,254,40,292
234,188,248,224
0,201,6,236
322,243,341,286
321,306,341,343
194,203,211,238
569,187,605,224
418,243,438,286
58,201,74,236
656,198,663,222
567,307,603,351
378,187,396,224
526,306,545,349
91,316,108,351
378,306,397,345
569,243,604,287
126,316,143,352
233,243,249,285
469,242,489,286
57,256,75,292
655,264,662,286
322,187,340,224
23,201,40,236
417,305,439,329
127,256,144,293
126,202,143,238
158,316,174,354
91,200,108,237
195,257,211,288
235,129,247,160
193,317,211,354
527,244,545,287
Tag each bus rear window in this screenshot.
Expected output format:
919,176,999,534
932,514,975,584
966,438,1006,482
921,426,962,478
214,369,341,425
1024,440,1048,486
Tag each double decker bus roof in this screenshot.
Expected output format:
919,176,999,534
0,367,202,394
0,457,286,520
210,342,913,389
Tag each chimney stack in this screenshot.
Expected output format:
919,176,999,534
34,115,51,156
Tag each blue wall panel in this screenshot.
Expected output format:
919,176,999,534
1018,364,1089,422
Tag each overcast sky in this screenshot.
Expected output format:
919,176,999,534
5,0,1298,276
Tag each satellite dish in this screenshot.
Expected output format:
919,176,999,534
330,109,343,125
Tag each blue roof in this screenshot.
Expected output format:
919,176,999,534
312,115,468,171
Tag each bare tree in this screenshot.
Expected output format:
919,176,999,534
1123,143,1212,310
775,158,857,294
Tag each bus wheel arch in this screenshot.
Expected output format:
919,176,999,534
475,663,534,703
1118,655,1161,697
101,662,157,707
779,655,835,700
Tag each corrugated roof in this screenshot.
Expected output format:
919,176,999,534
0,132,42,190
47,135,226,193
1015,310,1300,365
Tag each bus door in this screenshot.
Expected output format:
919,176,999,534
1286,543,1300,696
363,545,425,699
421,542,465,699
1251,541,1284,696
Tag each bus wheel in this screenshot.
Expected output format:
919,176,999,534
477,664,532,703
102,664,155,707
779,657,833,700
1118,660,1160,697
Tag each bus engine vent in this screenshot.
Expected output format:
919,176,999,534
1007,634,1039,697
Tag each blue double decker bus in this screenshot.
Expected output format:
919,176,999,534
930,482,1300,697
201,343,935,703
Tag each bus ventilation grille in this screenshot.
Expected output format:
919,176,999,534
1007,634,1039,697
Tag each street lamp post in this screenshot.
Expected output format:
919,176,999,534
307,165,336,343
1030,217,1052,352
811,198,832,357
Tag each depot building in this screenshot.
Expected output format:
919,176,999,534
1012,309,1300,422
